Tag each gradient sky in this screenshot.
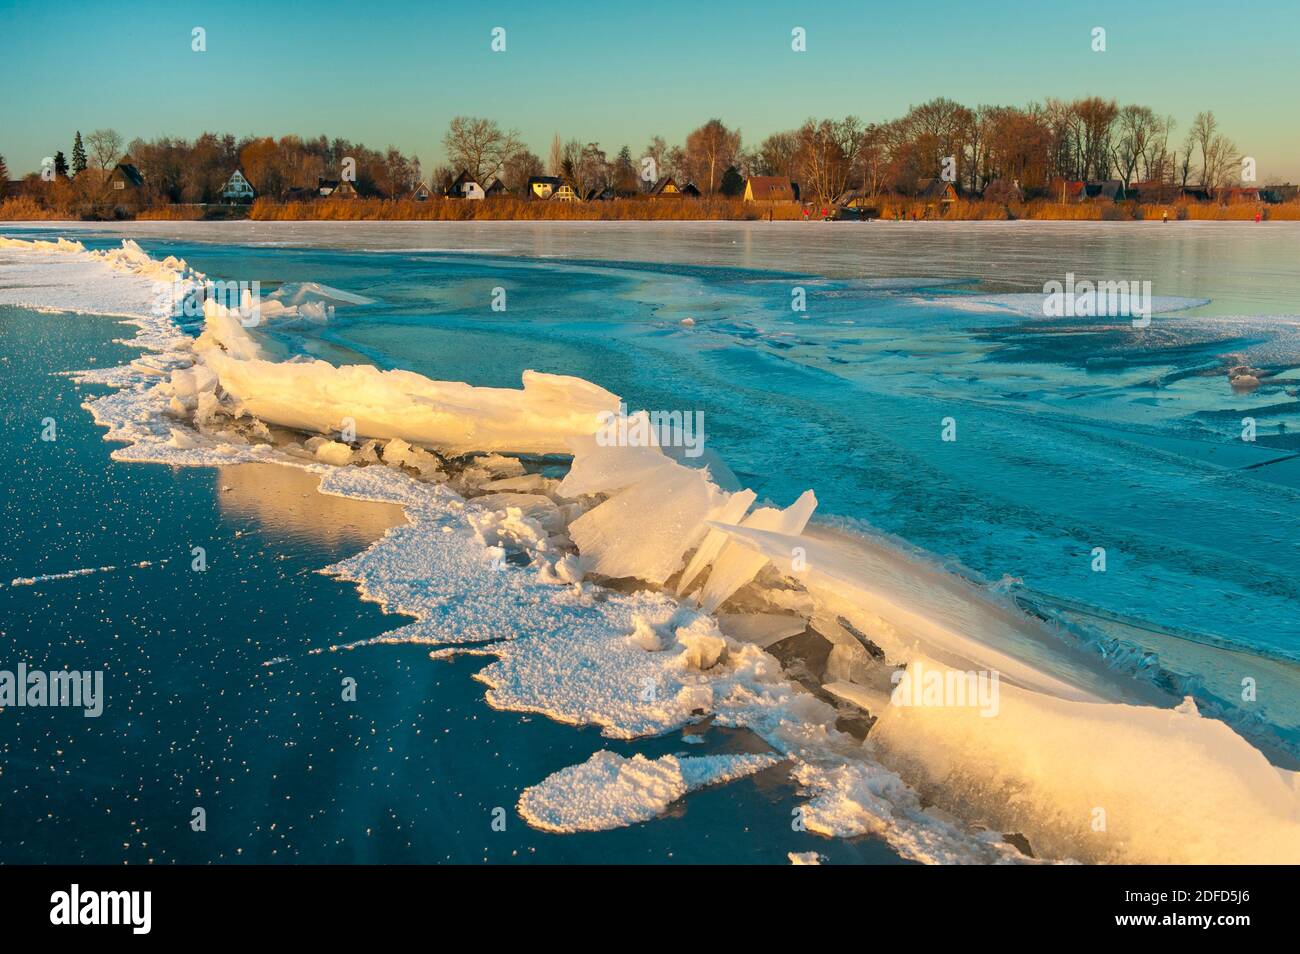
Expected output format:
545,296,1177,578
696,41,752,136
2,0,1297,180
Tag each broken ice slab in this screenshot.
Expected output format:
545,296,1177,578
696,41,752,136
716,613,807,649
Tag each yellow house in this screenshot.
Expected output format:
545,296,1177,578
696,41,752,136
648,176,683,198
743,176,795,202
914,178,958,204
528,175,564,199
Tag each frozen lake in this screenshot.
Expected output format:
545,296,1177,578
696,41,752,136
3,220,1298,862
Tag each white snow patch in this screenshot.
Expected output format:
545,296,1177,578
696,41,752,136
519,750,780,833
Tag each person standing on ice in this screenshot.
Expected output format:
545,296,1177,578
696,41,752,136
1162,210,1168,223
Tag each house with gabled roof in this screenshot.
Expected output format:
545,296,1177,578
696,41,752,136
446,170,485,200
647,175,685,198
105,160,146,209
1049,178,1087,202
409,181,433,201
318,177,357,199
527,175,564,199
221,169,256,203
743,176,796,202
484,178,509,198
914,178,958,203
1085,180,1126,202
108,160,145,192
835,189,874,209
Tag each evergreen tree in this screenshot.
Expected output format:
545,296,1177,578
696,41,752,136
720,164,745,197
54,151,69,178
612,145,639,195
71,131,87,177
0,154,8,197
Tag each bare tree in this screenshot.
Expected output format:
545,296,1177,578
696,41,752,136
442,117,521,185
548,134,563,177
640,135,670,189
1177,131,1196,188
797,117,864,203
1070,97,1118,180
560,140,607,196
1191,113,1215,160
1112,104,1159,185
1112,107,1176,184
502,149,543,192
858,124,889,196
1142,115,1176,182
757,131,799,179
381,146,416,198
429,165,454,195
900,98,972,181
1191,112,1216,187
86,128,124,172
1191,111,1238,191
1203,134,1240,192
684,119,740,193
985,105,1055,190
964,107,993,192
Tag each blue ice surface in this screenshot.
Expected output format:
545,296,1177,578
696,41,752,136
143,238,1298,655
129,233,1296,752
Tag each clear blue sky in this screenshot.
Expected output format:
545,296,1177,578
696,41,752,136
1,0,1297,179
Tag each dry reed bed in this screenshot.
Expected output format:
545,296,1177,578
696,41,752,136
3,194,1298,222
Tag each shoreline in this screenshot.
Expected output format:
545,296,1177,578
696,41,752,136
3,207,1296,225
4,193,1298,225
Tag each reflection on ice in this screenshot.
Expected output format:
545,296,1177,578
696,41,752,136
215,463,405,550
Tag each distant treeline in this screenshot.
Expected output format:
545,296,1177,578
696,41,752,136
0,100,1289,220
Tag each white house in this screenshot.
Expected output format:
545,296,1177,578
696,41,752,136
221,169,256,202
446,170,485,200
